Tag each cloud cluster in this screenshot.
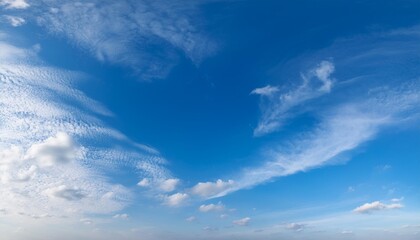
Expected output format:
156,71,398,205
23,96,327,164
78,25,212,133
0,34,174,219
199,202,225,212
0,0,29,9
163,193,189,206
190,26,420,199
17,0,216,80
252,60,335,136
353,201,403,214
191,179,236,198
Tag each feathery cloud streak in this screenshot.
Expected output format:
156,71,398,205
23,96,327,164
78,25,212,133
16,0,217,79
193,26,420,199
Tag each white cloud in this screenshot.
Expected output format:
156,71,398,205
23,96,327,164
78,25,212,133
199,202,225,212
191,179,236,198
391,197,404,202
25,132,84,167
285,222,306,232
4,15,26,27
313,60,334,92
45,185,86,201
113,213,129,219
33,0,216,80
233,217,250,226
163,193,189,207
186,216,197,222
251,85,279,96
15,165,37,182
0,0,29,9
193,77,420,198
158,178,180,192
253,60,335,136
137,178,151,187
353,201,403,214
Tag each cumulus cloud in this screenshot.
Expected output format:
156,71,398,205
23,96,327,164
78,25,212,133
253,60,335,136
158,178,180,192
199,202,225,212
191,179,236,198
25,132,84,167
163,193,189,207
353,201,403,214
45,185,86,201
0,0,29,9
233,217,250,226
391,197,404,202
137,178,151,187
4,15,26,27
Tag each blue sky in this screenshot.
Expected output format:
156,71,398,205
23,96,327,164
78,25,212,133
1,0,420,239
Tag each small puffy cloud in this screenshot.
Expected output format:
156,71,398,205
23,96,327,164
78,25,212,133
4,15,26,27
251,85,279,96
25,132,84,167
391,197,404,202
0,0,29,9
137,178,150,187
286,223,306,232
199,202,225,212
220,214,228,219
341,230,354,235
347,186,355,192
191,179,236,198
233,217,251,226
313,60,335,92
164,193,189,207
158,178,180,192
45,185,86,201
186,216,197,222
113,213,129,219
353,201,403,214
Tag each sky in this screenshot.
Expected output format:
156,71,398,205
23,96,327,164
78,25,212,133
1,0,420,239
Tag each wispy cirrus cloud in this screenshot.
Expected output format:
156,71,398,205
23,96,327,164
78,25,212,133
192,26,420,199
233,217,251,226
0,33,176,219
6,0,216,80
3,15,26,26
252,60,335,136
